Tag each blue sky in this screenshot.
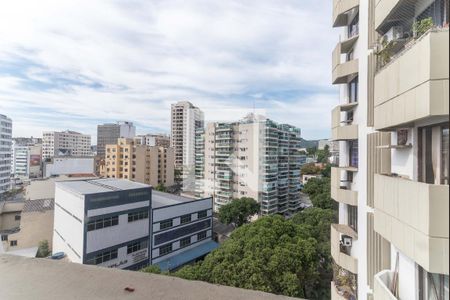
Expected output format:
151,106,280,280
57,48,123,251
0,0,339,141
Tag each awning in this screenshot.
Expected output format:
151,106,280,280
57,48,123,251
154,240,219,271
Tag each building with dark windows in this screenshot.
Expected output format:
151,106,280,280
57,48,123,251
53,179,216,271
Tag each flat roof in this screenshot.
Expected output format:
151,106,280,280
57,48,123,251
152,191,206,208
0,254,299,300
56,179,150,195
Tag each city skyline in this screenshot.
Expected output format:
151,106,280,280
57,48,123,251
0,0,337,140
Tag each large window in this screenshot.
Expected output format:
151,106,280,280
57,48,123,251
418,266,449,300
349,141,359,168
87,216,119,232
180,214,192,224
348,77,358,103
159,243,172,256
418,123,449,185
128,210,149,223
347,205,358,232
180,237,191,248
93,249,118,265
348,13,359,38
127,240,148,255
159,219,173,230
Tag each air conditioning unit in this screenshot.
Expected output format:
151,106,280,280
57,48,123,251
383,26,404,43
341,235,353,247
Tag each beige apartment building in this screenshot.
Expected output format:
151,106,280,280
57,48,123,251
104,138,174,187
330,0,448,299
42,130,91,160
199,114,302,215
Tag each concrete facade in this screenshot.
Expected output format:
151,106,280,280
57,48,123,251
0,114,12,194
97,122,136,159
42,130,91,160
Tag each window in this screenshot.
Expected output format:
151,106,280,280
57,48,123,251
87,216,119,231
349,141,358,168
94,249,118,265
348,77,358,103
128,210,149,222
1,235,7,241
197,210,207,219
419,123,449,185
418,265,449,300
348,13,359,38
197,231,207,241
127,240,148,254
160,219,173,230
180,237,191,248
347,205,358,232
180,214,192,224
155,219,211,246
159,243,172,256
14,215,21,221
10,240,17,247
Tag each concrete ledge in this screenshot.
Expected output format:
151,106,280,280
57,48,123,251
0,254,299,300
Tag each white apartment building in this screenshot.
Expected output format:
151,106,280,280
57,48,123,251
97,122,136,159
171,101,204,193
199,114,302,215
0,115,12,194
134,134,170,148
11,142,42,179
330,0,449,299
42,130,91,160
53,179,216,271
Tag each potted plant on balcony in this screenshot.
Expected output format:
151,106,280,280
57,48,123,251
413,17,434,38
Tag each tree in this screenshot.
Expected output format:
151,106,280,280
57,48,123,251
217,197,260,227
300,163,321,175
316,145,330,164
142,265,163,274
306,147,317,156
321,164,331,178
36,240,51,258
155,184,167,192
174,216,323,299
291,207,336,299
302,177,335,210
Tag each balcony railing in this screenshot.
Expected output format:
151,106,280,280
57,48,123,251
331,105,358,141
331,167,358,206
374,174,449,274
374,29,449,130
333,0,359,27
373,270,398,300
331,224,358,274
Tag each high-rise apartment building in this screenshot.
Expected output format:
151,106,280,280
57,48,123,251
42,130,91,160
104,138,174,187
134,134,170,148
330,0,448,299
0,115,12,194
194,127,205,198
97,121,136,159
198,114,302,215
171,101,204,192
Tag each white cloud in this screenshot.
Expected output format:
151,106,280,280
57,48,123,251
0,0,337,140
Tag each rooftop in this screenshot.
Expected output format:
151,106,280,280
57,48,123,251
0,255,298,300
56,179,150,195
25,175,98,200
152,190,207,208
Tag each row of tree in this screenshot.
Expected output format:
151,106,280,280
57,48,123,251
143,168,336,299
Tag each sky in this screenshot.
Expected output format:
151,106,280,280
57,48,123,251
0,0,339,142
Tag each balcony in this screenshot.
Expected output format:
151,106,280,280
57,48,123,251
374,30,449,130
374,174,449,274
331,105,358,141
332,41,359,85
331,224,358,274
374,270,398,300
374,0,400,30
333,0,359,27
331,167,358,206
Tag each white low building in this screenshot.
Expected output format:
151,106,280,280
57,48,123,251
44,157,95,178
53,179,216,271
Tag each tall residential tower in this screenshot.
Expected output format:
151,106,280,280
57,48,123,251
97,121,136,159
170,101,204,193
0,115,12,194
330,0,449,299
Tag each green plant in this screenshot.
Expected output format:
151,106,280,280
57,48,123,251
413,17,434,38
36,240,51,258
377,37,394,67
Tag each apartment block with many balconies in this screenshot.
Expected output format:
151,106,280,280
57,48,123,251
42,130,91,160
104,138,174,188
330,0,449,299
0,115,12,194
199,114,302,215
